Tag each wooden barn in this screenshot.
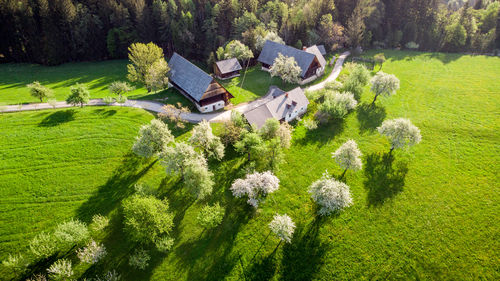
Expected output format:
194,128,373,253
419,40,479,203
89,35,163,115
214,58,242,80
257,40,326,85
168,53,234,113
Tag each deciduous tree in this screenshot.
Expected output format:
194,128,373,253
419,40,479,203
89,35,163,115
270,53,302,85
309,174,353,215
132,119,174,158
66,83,90,108
127,42,168,92
108,81,134,97
230,171,280,208
332,140,363,179
27,81,53,102
370,71,400,104
269,214,295,243
189,120,225,160
377,118,422,152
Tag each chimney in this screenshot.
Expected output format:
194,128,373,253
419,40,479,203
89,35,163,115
302,46,307,51
292,101,297,106
285,93,289,98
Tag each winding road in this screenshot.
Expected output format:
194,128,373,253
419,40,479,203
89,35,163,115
1,51,350,122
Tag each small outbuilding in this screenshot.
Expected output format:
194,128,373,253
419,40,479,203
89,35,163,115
214,58,242,80
244,86,309,128
257,40,326,85
168,53,234,113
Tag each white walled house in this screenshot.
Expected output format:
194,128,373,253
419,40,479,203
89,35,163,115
244,87,309,128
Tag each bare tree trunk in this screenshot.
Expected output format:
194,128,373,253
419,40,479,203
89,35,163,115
371,94,378,105
340,168,347,180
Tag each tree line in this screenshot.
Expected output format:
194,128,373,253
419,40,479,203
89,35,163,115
1,0,499,65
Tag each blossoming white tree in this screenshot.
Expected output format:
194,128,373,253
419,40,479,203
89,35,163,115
370,71,400,104
269,214,296,244
161,142,214,199
132,119,174,158
309,174,353,215
332,140,363,179
230,171,280,208
47,259,73,280
320,91,358,119
377,118,422,153
189,120,225,160
77,240,107,264
270,53,302,85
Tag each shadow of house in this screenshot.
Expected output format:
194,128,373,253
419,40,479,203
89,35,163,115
363,152,409,206
38,109,75,127
356,103,386,133
280,218,330,281
76,153,155,223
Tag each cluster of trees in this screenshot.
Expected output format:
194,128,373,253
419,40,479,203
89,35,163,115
2,0,498,65
2,215,115,280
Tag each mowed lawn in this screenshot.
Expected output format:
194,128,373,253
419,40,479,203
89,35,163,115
0,50,499,280
0,60,192,107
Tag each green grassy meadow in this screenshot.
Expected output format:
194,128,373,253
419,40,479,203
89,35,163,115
0,50,499,280
0,60,192,107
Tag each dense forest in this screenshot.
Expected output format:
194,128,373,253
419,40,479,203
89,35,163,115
0,0,499,65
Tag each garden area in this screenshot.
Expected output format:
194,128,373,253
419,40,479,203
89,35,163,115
0,50,499,280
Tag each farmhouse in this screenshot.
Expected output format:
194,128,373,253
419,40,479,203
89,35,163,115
257,40,326,85
214,58,242,80
168,53,234,113
244,86,309,128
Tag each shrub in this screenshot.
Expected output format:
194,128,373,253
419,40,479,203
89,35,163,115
54,219,89,247
47,99,57,109
94,270,121,281
2,253,27,274
302,119,318,130
90,214,110,234
230,171,280,208
115,95,128,105
134,183,157,197
129,249,150,270
325,81,343,91
102,96,115,105
197,203,225,229
309,174,353,215
319,91,358,119
405,41,419,49
26,273,47,281
155,236,175,253
47,259,73,281
29,232,58,259
269,214,296,243
77,240,107,264
122,195,174,246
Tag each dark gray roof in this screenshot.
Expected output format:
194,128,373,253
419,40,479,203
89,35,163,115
257,40,316,78
215,58,242,74
317,45,327,55
244,87,309,128
305,45,326,68
168,53,213,102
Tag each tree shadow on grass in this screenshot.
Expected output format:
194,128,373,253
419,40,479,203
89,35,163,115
246,243,279,281
76,153,155,223
363,152,408,206
38,109,75,127
356,103,386,133
295,117,346,146
280,218,330,281
93,108,117,118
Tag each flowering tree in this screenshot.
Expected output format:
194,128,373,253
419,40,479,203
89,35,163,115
53,219,89,248
189,120,225,160
309,174,353,215
370,72,400,104
377,118,421,152
230,171,280,208
160,142,214,199
269,214,296,243
108,81,134,97
270,53,302,85
159,103,191,129
216,40,254,63
332,140,363,179
2,253,27,275
29,232,58,259
77,240,107,264
132,119,174,158
89,214,110,234
47,259,73,280
319,91,358,119
27,81,53,102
